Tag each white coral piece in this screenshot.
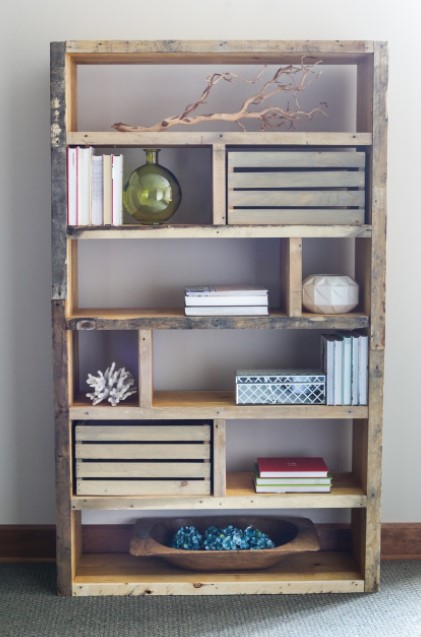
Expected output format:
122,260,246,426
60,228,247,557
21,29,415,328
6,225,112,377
86,362,137,406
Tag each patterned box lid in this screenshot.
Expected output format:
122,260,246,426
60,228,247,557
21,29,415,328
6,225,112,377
235,369,326,384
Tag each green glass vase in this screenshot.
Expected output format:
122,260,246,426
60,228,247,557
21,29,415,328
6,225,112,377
123,148,182,224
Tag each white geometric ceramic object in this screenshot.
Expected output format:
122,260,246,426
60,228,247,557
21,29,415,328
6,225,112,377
302,274,359,314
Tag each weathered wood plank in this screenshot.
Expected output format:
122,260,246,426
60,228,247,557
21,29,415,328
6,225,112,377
280,238,302,317
228,151,366,169
66,308,369,331
75,443,211,460
76,461,211,478
69,224,372,239
213,419,226,496
65,39,374,64
230,171,365,189
70,392,369,421
67,131,373,147
75,424,211,441
212,144,226,224
52,299,73,595
139,330,153,408
229,190,365,208
76,479,211,497
50,42,68,300
370,41,388,352
228,209,364,225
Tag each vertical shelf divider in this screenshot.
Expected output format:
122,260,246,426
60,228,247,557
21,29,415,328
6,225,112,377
280,237,303,317
139,329,153,408
212,143,227,224
212,418,226,496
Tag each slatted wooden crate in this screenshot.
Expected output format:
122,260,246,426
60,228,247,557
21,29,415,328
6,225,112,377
74,421,212,496
227,149,366,225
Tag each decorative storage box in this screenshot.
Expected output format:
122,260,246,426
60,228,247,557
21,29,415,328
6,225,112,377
236,370,326,405
227,148,366,225
74,421,212,496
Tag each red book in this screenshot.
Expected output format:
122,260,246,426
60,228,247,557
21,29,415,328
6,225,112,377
257,457,329,478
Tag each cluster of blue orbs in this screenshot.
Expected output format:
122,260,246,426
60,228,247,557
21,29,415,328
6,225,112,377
170,524,275,551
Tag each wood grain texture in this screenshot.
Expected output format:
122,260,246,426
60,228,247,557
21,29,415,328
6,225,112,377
280,238,302,317
50,42,67,300
67,131,372,147
66,308,369,331
69,224,372,240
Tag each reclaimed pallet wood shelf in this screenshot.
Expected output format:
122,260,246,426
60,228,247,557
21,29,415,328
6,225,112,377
51,39,387,596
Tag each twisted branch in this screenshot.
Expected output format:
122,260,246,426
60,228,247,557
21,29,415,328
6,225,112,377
113,60,327,132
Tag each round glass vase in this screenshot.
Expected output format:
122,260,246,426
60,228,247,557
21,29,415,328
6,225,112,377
123,148,182,224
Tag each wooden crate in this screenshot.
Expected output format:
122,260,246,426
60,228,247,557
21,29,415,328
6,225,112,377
74,421,212,496
227,149,366,225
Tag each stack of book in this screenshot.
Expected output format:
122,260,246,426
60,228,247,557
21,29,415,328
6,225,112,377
184,286,269,316
321,331,368,406
254,456,332,493
67,146,124,226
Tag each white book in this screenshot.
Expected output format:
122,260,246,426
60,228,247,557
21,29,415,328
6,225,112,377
350,331,360,405
185,285,268,297
103,154,112,225
67,147,77,225
185,305,269,316
339,332,352,405
185,295,268,307
91,155,104,225
254,481,331,493
333,334,343,405
320,334,335,405
358,333,369,405
111,154,124,226
76,146,94,225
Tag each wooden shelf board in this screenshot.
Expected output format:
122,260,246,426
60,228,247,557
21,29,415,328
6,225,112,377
67,131,373,147
66,308,369,331
70,392,368,420
71,471,366,511
68,224,372,240
65,39,374,66
72,551,364,595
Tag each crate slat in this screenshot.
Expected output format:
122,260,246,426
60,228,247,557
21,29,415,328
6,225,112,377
75,442,211,460
228,151,366,169
228,209,365,225
76,461,211,478
76,479,211,496
229,190,365,208
75,424,211,442
230,170,365,189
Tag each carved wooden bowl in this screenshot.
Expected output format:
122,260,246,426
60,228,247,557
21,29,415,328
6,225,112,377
130,515,320,571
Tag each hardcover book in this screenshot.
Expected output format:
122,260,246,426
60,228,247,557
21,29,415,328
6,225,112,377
185,305,268,316
185,286,269,307
253,465,331,486
257,457,329,478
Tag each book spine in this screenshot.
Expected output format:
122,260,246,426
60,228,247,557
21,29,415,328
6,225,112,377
185,295,268,307
67,147,77,225
111,154,124,226
185,306,269,316
91,155,104,226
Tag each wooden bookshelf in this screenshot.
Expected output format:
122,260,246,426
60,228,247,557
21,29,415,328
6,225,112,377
51,39,387,596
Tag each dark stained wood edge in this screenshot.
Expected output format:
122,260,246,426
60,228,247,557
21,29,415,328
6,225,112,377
51,41,68,301
66,313,369,331
52,300,72,594
1,523,419,561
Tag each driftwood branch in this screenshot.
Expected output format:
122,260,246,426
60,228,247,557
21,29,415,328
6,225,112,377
113,61,327,132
